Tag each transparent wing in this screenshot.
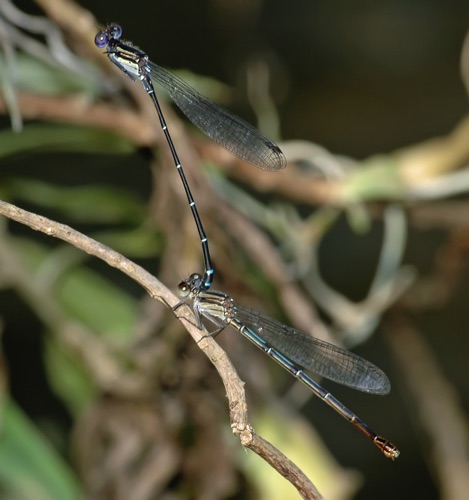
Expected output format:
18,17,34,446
233,304,390,394
149,63,286,171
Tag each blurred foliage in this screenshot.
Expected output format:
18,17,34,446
0,399,81,499
0,53,98,96
1,0,468,499
0,125,134,161
0,116,159,498
7,178,145,223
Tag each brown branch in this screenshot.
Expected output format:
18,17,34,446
202,140,341,205
0,198,321,499
0,92,155,146
243,432,323,499
395,115,469,185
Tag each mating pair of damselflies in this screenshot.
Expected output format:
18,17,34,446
95,24,399,459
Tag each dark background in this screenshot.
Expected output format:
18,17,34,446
3,0,469,499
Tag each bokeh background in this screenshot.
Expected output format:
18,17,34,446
1,0,469,499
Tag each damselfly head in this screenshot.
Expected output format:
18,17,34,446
94,24,123,49
177,273,204,298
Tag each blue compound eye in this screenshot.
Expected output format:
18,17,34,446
109,24,123,40
94,31,108,48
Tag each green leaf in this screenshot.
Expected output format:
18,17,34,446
95,227,162,258
44,335,96,416
16,238,139,342
15,238,140,413
0,124,134,159
57,264,138,342
8,178,145,224
0,399,81,500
